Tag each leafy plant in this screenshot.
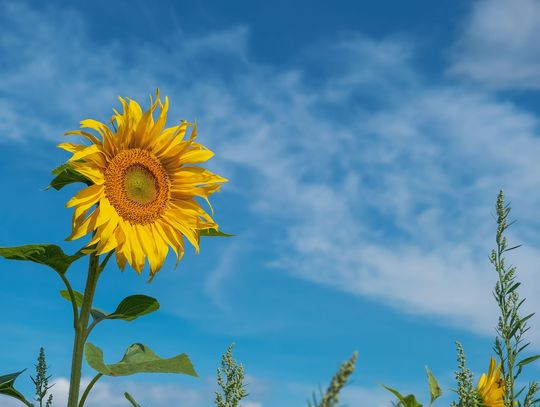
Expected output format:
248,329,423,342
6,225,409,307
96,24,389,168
30,348,54,407
215,343,248,407
490,191,540,407
308,352,357,407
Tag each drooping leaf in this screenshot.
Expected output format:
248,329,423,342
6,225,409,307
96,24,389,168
425,366,442,403
60,289,84,308
48,163,91,191
124,392,142,407
85,342,197,377
383,385,423,407
199,228,234,237
0,244,84,274
0,370,28,404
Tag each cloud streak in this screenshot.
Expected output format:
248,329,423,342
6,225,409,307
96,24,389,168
3,0,540,344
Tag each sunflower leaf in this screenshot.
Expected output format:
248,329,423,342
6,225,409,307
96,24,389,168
383,385,423,407
107,295,160,321
0,370,29,404
0,244,84,275
124,392,142,407
48,163,91,191
60,289,84,308
425,366,442,403
199,228,234,237
85,342,198,377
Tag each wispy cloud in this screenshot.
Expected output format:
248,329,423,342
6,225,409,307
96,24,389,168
3,0,540,344
449,0,540,89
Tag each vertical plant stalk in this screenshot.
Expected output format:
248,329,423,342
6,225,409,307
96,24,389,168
491,191,539,407
66,253,101,407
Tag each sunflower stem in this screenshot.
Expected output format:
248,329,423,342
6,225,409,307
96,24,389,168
67,253,101,407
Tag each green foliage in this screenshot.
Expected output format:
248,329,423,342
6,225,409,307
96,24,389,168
96,295,160,322
60,289,84,308
490,191,540,406
84,342,197,377
450,342,482,407
384,385,423,407
60,291,160,323
383,366,442,407
124,392,142,407
30,347,54,407
0,370,32,406
200,228,234,237
0,244,83,275
426,366,442,406
308,351,357,407
48,163,90,191
215,343,247,407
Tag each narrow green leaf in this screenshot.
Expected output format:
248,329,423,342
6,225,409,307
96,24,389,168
0,370,28,404
60,289,84,308
85,342,198,377
425,366,442,403
199,228,234,237
508,282,521,293
0,244,84,274
48,163,91,191
518,355,540,367
124,392,142,407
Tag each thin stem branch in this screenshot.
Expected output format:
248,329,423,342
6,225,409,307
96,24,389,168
99,251,114,272
58,272,79,328
77,373,103,407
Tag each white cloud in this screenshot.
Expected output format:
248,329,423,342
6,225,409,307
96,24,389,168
3,0,540,342
449,0,540,89
340,385,395,407
46,376,208,407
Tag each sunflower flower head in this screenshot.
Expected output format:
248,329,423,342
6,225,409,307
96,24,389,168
60,91,227,279
477,357,505,407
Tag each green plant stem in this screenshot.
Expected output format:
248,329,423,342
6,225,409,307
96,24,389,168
66,253,101,407
78,373,103,407
59,272,79,328
19,397,34,407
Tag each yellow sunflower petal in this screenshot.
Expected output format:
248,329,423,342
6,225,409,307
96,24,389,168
66,184,103,209
58,142,86,153
62,91,227,279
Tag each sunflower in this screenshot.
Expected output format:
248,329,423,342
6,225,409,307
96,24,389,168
477,357,505,407
60,91,227,278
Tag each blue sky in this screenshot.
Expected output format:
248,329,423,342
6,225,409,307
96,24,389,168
2,0,540,406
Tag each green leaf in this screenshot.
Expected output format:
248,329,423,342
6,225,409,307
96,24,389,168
518,355,540,367
383,385,423,407
59,293,158,324
199,228,234,237
85,342,198,377
0,244,84,274
48,163,91,191
108,295,160,321
60,289,84,308
0,370,29,404
425,366,442,404
90,309,108,322
124,392,142,407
